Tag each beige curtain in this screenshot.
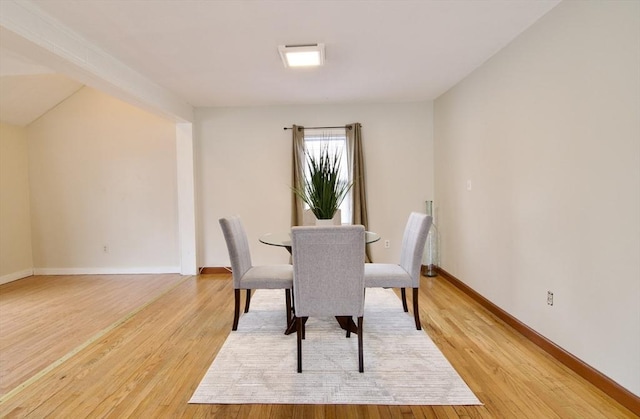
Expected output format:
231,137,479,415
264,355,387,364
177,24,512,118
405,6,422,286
346,123,372,262
291,125,306,227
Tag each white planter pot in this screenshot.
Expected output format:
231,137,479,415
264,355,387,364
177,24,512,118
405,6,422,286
304,209,342,226
315,209,342,226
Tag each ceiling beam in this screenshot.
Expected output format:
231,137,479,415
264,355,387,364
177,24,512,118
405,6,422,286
0,0,193,123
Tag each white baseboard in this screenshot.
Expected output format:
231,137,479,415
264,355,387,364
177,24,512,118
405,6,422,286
0,268,35,285
32,266,181,275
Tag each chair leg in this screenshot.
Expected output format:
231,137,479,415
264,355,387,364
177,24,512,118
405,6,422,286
244,289,252,313
401,288,408,312
412,287,421,330
358,316,364,373
297,317,303,373
285,289,292,326
232,289,240,331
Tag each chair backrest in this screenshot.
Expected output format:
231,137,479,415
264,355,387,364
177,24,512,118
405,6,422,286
399,212,433,287
292,225,365,318
219,216,253,287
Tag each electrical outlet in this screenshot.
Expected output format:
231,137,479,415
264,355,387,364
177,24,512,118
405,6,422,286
384,240,390,249
103,245,109,254
547,291,553,306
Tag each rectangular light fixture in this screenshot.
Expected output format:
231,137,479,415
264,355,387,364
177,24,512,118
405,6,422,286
278,44,325,68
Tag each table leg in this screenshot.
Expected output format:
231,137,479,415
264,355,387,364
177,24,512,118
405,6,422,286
285,316,297,335
336,316,359,335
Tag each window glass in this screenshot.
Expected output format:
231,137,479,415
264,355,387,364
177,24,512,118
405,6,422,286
303,128,351,224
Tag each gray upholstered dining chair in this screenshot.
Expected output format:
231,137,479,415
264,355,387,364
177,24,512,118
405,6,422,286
364,212,432,330
219,216,293,331
291,225,366,373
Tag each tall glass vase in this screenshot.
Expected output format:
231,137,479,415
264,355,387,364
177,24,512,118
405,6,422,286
424,200,439,277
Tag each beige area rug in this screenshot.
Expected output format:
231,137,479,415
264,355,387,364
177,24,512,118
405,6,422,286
189,288,482,405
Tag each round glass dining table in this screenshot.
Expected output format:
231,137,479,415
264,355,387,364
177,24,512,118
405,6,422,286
259,230,380,253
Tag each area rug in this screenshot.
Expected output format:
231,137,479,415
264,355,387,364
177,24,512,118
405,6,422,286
189,288,481,405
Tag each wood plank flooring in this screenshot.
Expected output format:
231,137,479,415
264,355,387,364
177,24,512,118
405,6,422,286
0,273,635,418
0,274,186,397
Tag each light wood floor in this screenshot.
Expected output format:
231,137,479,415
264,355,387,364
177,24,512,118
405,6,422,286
0,274,186,396
0,273,635,418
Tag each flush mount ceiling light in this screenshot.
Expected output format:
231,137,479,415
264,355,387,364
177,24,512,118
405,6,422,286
278,43,325,68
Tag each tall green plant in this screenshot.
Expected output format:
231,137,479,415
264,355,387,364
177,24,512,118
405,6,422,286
293,146,352,220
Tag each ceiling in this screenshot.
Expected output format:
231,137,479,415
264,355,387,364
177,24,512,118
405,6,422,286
0,0,560,126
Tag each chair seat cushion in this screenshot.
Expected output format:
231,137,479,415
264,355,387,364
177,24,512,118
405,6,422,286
364,263,412,288
240,264,293,289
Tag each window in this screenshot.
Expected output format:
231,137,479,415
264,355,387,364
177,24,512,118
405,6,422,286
303,128,352,224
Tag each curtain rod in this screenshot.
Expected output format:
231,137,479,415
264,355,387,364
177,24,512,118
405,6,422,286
283,125,354,131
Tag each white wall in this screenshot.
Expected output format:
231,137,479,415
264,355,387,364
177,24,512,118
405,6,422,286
27,87,181,273
434,0,639,395
196,102,433,267
0,122,33,282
